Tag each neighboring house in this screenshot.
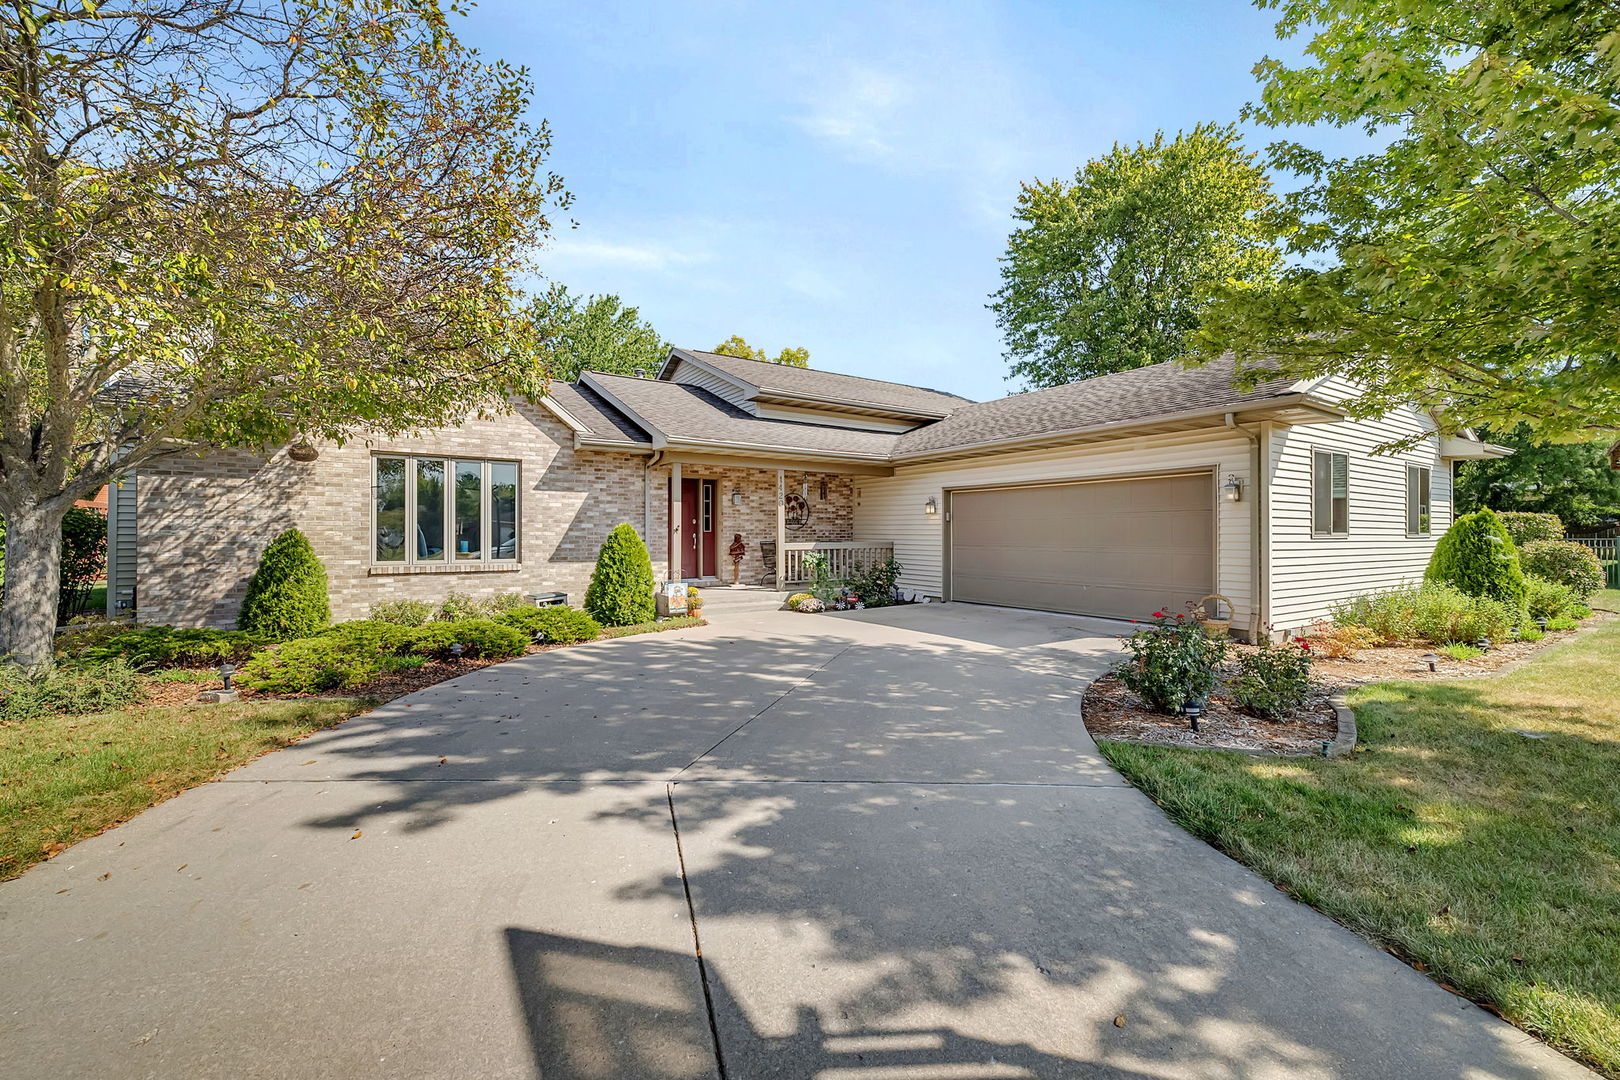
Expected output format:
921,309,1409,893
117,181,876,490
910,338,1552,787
111,348,1507,638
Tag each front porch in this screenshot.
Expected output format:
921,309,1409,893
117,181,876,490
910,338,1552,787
653,458,894,588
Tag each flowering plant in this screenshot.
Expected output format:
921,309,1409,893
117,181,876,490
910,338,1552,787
1118,608,1227,714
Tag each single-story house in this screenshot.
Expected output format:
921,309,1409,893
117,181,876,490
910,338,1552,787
110,348,1508,638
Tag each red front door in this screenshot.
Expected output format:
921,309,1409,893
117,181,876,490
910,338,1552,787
672,478,716,579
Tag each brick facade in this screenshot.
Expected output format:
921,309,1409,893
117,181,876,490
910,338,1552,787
137,404,666,627
133,404,861,628
658,465,855,585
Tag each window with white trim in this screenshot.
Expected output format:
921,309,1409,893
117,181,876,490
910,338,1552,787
373,455,519,564
1312,450,1349,535
1406,465,1432,535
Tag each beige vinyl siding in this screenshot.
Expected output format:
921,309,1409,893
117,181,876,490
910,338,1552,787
1267,377,1449,630
667,360,757,413
852,428,1254,623
106,476,138,616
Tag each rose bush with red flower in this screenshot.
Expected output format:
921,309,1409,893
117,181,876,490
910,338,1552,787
1117,608,1226,714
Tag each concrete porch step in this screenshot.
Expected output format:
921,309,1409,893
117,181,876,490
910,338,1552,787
690,585,793,614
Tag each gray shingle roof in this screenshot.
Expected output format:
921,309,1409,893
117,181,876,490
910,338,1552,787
543,382,651,446
894,357,1301,457
588,372,901,459
677,349,972,416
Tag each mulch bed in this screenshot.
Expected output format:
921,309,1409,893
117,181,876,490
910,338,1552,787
1299,623,1592,689
1083,672,1339,756
1084,612,1611,756
135,617,715,710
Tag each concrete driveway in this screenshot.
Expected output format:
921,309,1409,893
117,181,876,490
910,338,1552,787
0,603,1593,1079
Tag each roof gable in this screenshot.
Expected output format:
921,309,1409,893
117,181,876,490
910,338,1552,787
660,348,972,420
582,371,901,460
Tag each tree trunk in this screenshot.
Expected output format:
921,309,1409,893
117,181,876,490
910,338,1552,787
0,502,67,670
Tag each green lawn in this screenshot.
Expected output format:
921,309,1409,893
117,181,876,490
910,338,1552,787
1,696,363,880
1101,591,1620,1077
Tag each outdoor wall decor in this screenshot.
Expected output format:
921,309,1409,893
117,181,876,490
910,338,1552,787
784,492,812,530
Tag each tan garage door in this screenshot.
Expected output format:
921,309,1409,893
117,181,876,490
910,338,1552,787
948,472,1214,621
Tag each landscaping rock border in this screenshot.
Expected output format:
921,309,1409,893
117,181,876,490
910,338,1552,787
1326,693,1357,757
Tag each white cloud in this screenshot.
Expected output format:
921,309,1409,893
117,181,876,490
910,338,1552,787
543,236,707,271
794,67,915,159
789,55,1059,231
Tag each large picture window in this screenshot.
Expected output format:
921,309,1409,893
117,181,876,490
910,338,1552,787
373,455,520,565
1312,450,1349,536
1406,465,1432,535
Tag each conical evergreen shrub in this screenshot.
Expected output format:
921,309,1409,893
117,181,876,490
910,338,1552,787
1425,508,1527,610
238,527,331,639
584,523,656,627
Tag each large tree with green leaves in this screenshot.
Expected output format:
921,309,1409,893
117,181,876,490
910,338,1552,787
1456,429,1620,530
710,335,809,368
991,123,1281,388
1199,0,1620,446
0,1,568,667
532,287,667,380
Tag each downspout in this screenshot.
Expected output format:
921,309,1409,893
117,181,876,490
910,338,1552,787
644,450,666,565
1226,413,1267,641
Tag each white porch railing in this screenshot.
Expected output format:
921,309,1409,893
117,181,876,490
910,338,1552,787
782,541,893,586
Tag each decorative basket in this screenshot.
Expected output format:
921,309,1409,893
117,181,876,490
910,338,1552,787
1198,594,1234,638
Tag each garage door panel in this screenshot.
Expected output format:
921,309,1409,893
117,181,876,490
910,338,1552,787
949,474,1213,621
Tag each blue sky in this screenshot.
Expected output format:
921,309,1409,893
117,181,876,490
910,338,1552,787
459,1,1364,402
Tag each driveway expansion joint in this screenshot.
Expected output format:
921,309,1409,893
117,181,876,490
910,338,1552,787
665,782,730,1080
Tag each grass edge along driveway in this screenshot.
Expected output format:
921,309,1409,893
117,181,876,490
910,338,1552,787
2,697,364,881
1101,600,1620,1078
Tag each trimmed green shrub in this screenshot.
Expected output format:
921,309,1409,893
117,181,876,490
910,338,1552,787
1229,639,1312,719
499,606,602,644
238,528,330,639
1524,575,1581,622
370,599,437,626
239,636,388,693
0,658,143,721
584,523,655,627
1519,540,1605,599
411,618,528,659
1332,583,1517,645
1118,610,1227,713
67,625,264,669
1498,511,1564,546
1425,509,1527,609
239,621,416,693
237,616,526,693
